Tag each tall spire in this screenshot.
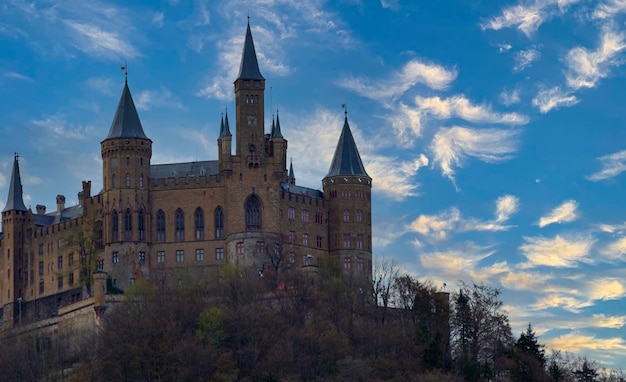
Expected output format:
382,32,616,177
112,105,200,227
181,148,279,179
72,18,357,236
273,110,283,139
104,81,149,141
236,20,264,81
288,158,295,184
325,115,369,178
3,153,28,212
219,110,232,137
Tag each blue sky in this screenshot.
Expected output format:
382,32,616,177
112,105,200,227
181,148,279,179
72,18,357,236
1,0,626,369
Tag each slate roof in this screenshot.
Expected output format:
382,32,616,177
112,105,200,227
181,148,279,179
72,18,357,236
104,81,149,141
2,155,27,212
150,160,219,179
220,111,232,138
325,117,369,178
272,111,283,139
288,160,295,181
280,182,323,198
237,22,264,81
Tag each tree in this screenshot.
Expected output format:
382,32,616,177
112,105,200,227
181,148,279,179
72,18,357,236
63,210,103,296
370,257,399,325
512,324,548,381
574,359,598,382
451,282,513,381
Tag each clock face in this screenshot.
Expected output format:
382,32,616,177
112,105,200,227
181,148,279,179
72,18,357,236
247,116,257,127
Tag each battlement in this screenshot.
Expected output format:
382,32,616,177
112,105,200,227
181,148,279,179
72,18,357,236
151,173,222,189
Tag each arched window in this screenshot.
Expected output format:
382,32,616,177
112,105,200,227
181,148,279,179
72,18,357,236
214,206,224,238
139,174,144,189
124,209,132,240
111,210,119,241
245,195,261,231
195,207,204,240
112,174,117,189
156,210,165,242
125,173,131,188
138,209,145,241
175,209,184,241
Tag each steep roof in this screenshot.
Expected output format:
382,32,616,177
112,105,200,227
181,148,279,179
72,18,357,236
220,111,232,138
150,160,219,180
288,160,295,181
325,116,369,178
272,111,283,139
236,22,264,81
104,81,149,141
3,155,28,212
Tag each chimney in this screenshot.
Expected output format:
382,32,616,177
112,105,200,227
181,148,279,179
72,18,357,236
78,191,84,206
56,195,65,213
36,205,46,215
82,181,92,199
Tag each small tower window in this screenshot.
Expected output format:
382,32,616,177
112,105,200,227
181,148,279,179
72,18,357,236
124,209,132,240
126,157,130,166
125,173,131,188
139,174,144,189
111,210,119,242
138,210,145,241
112,174,117,189
175,209,185,241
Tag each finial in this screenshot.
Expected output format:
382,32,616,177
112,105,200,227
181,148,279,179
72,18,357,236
247,11,250,24
121,62,128,83
342,103,348,119
14,152,18,160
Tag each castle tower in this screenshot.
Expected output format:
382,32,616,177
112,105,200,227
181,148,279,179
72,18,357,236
234,21,266,166
1,154,29,328
218,111,233,177
100,79,152,289
322,115,372,276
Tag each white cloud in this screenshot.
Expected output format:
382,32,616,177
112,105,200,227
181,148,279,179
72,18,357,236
64,21,139,59
408,207,461,240
496,194,520,222
364,154,429,200
514,48,541,71
3,70,34,82
430,126,520,185
380,0,399,10
481,0,581,37
135,87,185,111
152,12,164,27
592,0,626,20
519,235,594,268
565,28,626,90
587,149,626,181
387,102,424,144
498,43,512,53
84,77,117,96
546,333,626,353
602,236,626,260
538,199,579,228
501,271,550,290
31,114,95,141
532,86,578,113
499,88,521,106
415,95,529,125
338,59,457,102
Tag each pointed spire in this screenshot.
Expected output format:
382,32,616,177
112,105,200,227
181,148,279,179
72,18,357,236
325,116,369,178
222,109,232,137
270,115,276,139
3,153,28,212
273,110,283,139
237,20,264,81
288,158,295,184
104,81,149,141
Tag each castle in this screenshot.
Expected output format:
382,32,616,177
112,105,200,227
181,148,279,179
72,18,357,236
0,22,372,330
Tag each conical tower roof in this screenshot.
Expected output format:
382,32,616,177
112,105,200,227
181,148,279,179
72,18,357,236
219,111,232,138
288,159,295,181
104,81,149,141
273,111,283,139
237,21,264,81
3,154,28,212
325,116,369,178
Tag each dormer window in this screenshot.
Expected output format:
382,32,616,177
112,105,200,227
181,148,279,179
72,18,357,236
172,170,178,177
199,167,207,176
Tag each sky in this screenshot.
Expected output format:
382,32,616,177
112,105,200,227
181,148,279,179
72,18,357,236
1,0,626,369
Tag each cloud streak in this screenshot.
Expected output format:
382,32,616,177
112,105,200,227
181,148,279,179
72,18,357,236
538,199,579,228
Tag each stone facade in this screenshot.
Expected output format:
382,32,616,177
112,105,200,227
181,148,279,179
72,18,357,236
0,22,372,330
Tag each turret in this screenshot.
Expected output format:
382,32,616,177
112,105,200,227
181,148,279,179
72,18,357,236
1,154,29,329
234,21,266,166
218,111,233,176
322,115,372,276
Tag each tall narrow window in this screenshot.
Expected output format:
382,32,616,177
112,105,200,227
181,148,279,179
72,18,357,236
175,209,184,241
156,210,165,242
111,210,119,241
214,206,224,238
139,174,144,189
112,174,117,189
138,210,145,241
245,195,261,231
194,207,204,240
124,209,132,240
125,173,131,188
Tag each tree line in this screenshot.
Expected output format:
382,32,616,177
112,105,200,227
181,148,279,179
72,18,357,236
0,257,623,381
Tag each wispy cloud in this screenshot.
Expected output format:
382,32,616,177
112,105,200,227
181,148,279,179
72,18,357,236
602,236,626,260
519,234,594,268
514,48,541,72
587,149,626,181
496,195,520,222
415,95,528,125
84,77,118,96
546,333,626,353
592,0,626,20
532,86,578,113
64,21,140,59
500,88,521,106
538,199,579,228
565,27,626,90
31,114,95,141
430,126,520,185
3,70,34,82
338,59,457,102
409,207,461,240
135,87,185,111
481,0,581,37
